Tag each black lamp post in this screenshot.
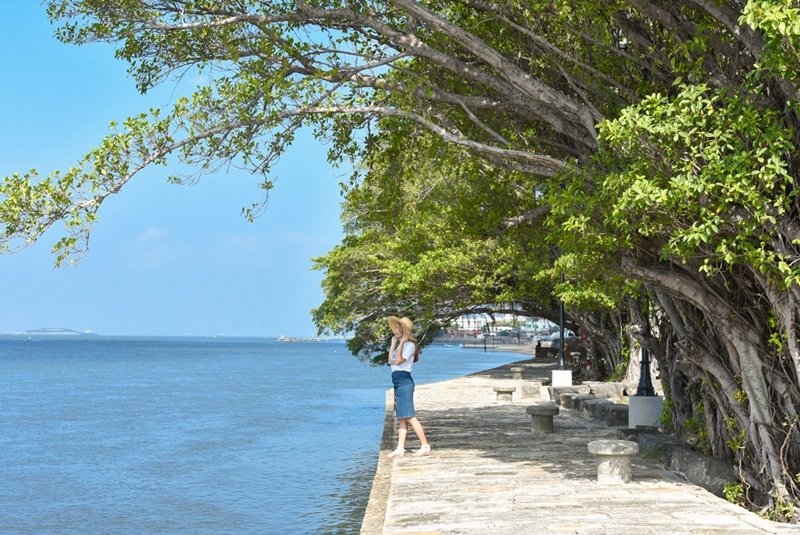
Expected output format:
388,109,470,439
636,326,655,396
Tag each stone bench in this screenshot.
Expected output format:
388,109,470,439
526,403,560,433
510,366,525,380
493,386,516,401
587,439,639,483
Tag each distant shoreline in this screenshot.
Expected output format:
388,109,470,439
0,328,96,337
431,337,537,356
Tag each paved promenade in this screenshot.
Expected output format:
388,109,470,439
361,357,797,535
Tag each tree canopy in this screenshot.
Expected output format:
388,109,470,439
3,0,800,520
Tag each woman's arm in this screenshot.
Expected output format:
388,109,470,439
389,335,399,364
394,336,413,365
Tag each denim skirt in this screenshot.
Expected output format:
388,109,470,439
391,371,416,418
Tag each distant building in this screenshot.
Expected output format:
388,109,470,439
454,315,488,330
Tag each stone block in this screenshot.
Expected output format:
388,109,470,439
633,432,686,467
616,426,661,441
606,404,629,427
572,394,598,410
582,399,613,419
557,392,595,409
552,385,591,401
520,382,543,399
670,446,737,498
556,391,577,407
582,381,625,401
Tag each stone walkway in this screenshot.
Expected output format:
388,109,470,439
360,358,797,535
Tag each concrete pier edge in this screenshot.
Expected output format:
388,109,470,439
360,390,395,534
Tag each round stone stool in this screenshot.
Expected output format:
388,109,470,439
587,439,639,483
525,403,560,433
510,366,525,380
493,386,516,401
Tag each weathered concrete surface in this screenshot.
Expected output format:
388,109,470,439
361,358,796,535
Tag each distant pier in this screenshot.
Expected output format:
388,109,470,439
276,335,335,343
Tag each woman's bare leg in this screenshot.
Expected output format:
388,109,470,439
388,419,409,457
397,418,409,450
408,417,429,448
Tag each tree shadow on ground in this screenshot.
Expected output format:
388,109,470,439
392,401,619,483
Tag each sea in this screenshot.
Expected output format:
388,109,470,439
0,336,522,534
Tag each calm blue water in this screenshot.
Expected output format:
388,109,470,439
0,337,521,534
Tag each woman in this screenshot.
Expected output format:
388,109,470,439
387,316,431,457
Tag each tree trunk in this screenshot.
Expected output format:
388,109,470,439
621,256,800,510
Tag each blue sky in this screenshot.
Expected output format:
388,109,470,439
0,5,346,337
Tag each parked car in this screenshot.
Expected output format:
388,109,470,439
541,331,576,348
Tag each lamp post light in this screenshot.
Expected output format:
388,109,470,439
636,345,655,396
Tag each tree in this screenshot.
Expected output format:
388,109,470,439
310,123,626,375
2,0,800,519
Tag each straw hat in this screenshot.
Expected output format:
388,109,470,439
388,316,417,340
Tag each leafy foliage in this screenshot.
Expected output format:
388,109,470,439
3,0,800,518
